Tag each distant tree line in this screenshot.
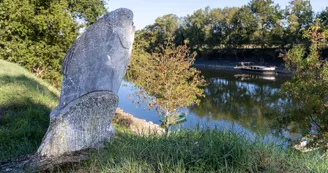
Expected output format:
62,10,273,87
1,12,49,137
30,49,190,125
135,0,328,59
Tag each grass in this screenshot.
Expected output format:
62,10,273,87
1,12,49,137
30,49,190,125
60,127,328,173
0,60,59,160
1,59,328,172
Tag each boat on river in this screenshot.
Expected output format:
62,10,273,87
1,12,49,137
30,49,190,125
234,62,276,74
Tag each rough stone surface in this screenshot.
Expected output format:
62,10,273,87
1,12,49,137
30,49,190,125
38,91,118,157
37,8,135,161
51,8,135,119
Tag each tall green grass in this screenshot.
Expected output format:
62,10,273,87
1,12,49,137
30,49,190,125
64,127,327,173
0,60,59,160
1,60,327,172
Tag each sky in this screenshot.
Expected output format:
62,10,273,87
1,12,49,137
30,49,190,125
107,0,328,30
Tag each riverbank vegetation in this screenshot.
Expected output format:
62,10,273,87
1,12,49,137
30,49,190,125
73,127,328,173
1,59,328,172
266,20,328,150
127,43,206,129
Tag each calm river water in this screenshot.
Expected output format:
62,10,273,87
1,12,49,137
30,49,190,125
118,68,299,144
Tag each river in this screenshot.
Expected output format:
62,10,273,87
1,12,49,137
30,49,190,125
118,68,300,145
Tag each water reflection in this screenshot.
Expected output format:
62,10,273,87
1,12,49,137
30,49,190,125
118,69,299,143
234,73,276,81
191,70,286,133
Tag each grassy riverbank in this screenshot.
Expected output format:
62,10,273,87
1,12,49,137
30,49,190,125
0,60,327,172
68,127,327,173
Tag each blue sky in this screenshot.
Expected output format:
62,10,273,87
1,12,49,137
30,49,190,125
107,0,328,30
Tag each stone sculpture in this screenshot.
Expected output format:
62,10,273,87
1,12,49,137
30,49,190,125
1,7,135,173
37,8,135,160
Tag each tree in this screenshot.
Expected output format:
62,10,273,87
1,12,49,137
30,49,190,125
249,0,283,48
126,31,152,80
154,14,180,44
280,20,328,149
317,7,328,29
68,0,107,26
230,6,258,47
206,8,225,49
130,1,321,62
217,7,239,48
183,7,211,51
128,43,206,130
285,0,313,45
134,14,180,53
0,0,107,87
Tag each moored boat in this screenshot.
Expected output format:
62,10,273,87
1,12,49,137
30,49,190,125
234,62,276,73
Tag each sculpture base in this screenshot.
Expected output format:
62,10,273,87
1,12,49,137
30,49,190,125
38,90,118,159
1,91,118,172
0,149,90,172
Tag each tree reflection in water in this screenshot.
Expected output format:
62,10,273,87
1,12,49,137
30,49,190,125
189,69,300,140
122,68,326,145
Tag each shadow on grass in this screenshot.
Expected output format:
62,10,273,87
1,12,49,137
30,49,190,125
0,99,52,161
0,75,58,160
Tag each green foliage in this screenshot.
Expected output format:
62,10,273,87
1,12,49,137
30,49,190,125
136,0,327,59
128,42,206,127
136,14,180,52
285,0,314,45
153,14,180,45
229,6,258,47
318,7,328,29
249,0,283,47
0,0,107,87
68,0,107,26
280,21,328,149
183,7,213,50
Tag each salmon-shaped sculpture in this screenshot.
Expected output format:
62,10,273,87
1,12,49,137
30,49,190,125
37,8,135,162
